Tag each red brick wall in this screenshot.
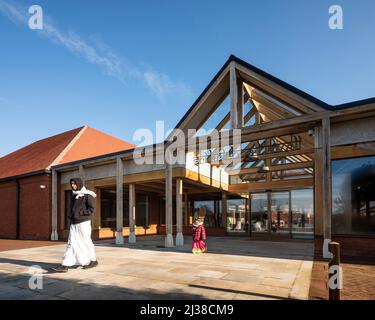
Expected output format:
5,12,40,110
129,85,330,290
315,235,375,262
0,181,17,238
19,174,51,240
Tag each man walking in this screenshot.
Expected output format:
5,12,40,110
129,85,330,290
52,178,98,272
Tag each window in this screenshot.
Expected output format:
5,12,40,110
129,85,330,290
135,194,149,227
192,200,221,227
332,156,375,235
100,189,129,228
159,197,176,225
227,198,247,231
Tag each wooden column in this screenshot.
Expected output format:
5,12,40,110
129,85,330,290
237,80,244,128
184,193,188,226
50,170,58,241
267,191,272,237
176,178,184,246
128,183,136,243
322,117,332,258
230,62,239,129
266,138,272,182
165,152,174,247
115,157,124,245
314,126,324,239
222,191,228,228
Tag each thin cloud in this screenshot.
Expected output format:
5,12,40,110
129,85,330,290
0,0,192,102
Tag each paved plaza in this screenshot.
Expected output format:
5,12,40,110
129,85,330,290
0,236,314,300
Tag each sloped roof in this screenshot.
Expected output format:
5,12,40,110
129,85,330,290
0,126,135,181
59,126,135,164
174,54,375,129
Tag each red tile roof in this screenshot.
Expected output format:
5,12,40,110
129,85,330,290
59,126,135,165
0,126,135,180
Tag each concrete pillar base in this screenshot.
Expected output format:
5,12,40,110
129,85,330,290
165,234,174,247
176,232,184,246
50,230,58,241
323,238,333,259
128,231,136,244
115,232,124,245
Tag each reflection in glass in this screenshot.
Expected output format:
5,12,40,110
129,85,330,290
332,156,375,235
227,198,248,232
192,200,222,227
250,193,268,233
291,189,314,238
100,189,129,228
271,192,289,234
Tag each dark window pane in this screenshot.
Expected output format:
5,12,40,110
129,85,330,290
135,194,149,227
332,156,375,235
100,189,129,228
192,200,220,228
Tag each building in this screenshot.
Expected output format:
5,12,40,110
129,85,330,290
0,126,135,240
3,55,375,260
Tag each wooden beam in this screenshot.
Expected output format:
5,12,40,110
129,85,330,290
229,161,313,175
257,147,315,160
216,112,230,131
53,100,375,173
228,178,313,193
322,117,332,258
230,62,239,129
237,80,244,128
244,107,256,125
244,83,303,116
237,64,325,113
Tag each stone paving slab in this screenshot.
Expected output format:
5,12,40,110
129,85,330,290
0,236,314,300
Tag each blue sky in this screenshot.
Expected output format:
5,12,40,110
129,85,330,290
0,0,374,156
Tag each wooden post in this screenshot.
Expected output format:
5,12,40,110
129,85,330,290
230,62,239,129
314,126,324,246
116,157,124,245
128,183,136,243
322,117,332,258
328,241,342,300
248,193,252,237
184,193,188,226
176,178,184,246
50,170,58,241
267,190,272,237
222,191,227,229
165,150,174,247
237,80,244,128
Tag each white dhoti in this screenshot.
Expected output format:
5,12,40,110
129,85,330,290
62,220,96,267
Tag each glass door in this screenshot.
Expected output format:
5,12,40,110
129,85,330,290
250,193,269,233
270,192,290,235
291,189,314,239
227,198,247,233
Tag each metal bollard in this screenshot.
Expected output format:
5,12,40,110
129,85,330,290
328,241,342,300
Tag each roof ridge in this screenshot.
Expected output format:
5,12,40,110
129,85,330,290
48,126,88,169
